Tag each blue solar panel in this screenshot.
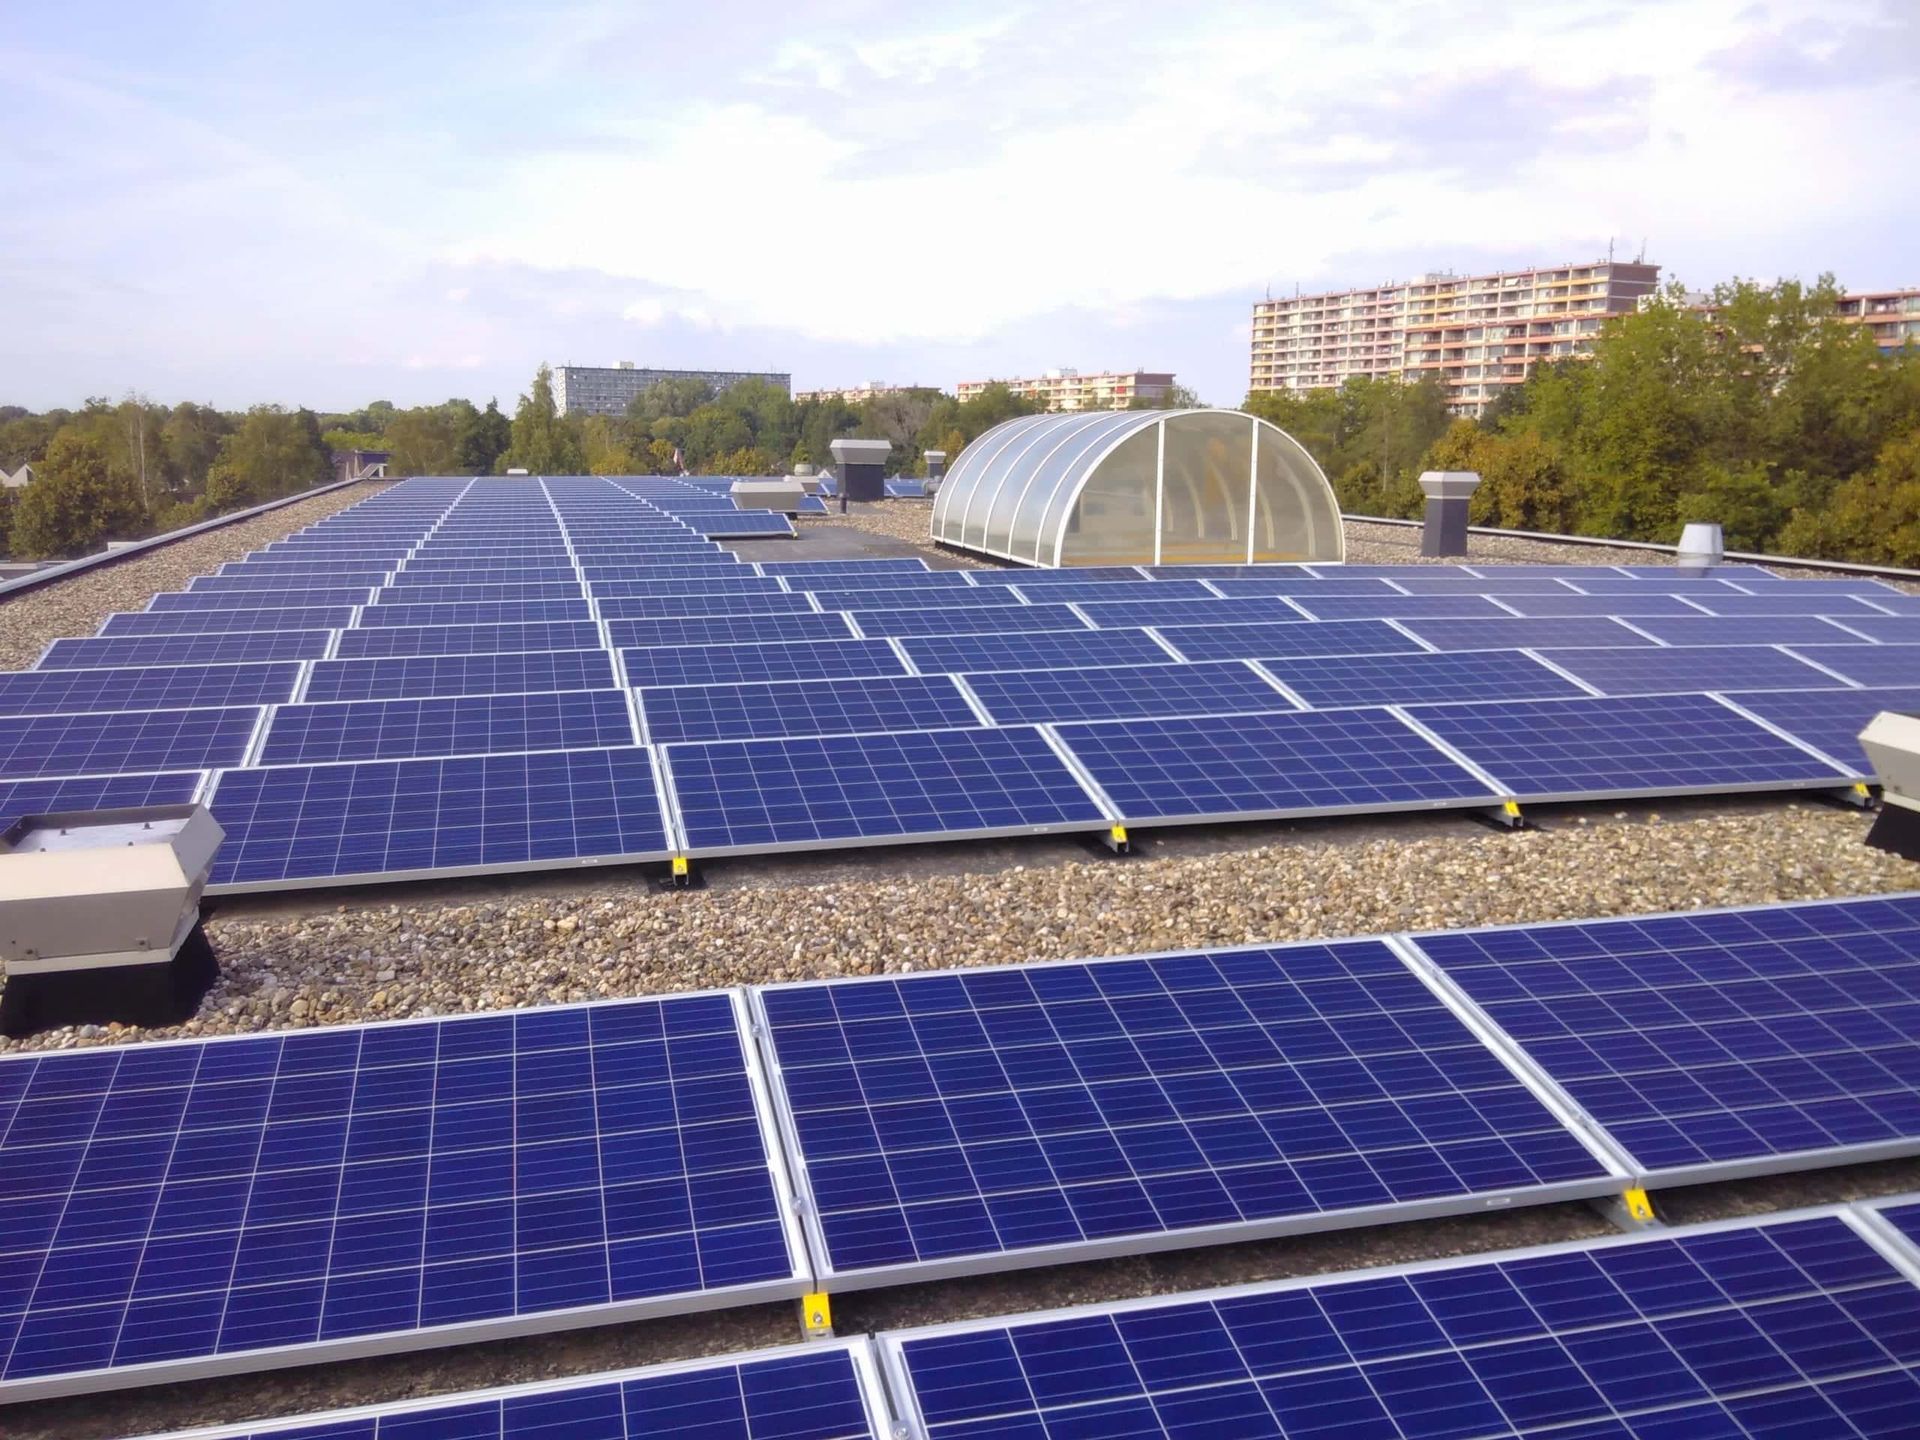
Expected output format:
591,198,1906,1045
794,494,829,514
781,570,973,592
208,747,672,887
1397,618,1658,651
1143,565,1316,579
260,691,636,765
596,593,819,620
1411,895,1920,1178
355,600,594,628
166,1345,886,1440
0,663,300,716
1626,615,1870,646
682,512,795,536
644,675,978,744
848,605,1090,638
620,640,907,688
580,577,784,600
1263,650,1589,708
583,564,766,584
0,992,805,1399
1406,692,1851,799
100,607,358,637
151,587,374,611
1536,644,1851,695
1204,577,1402,596
885,479,927,497
1286,595,1518,621
1008,580,1215,604
1052,710,1496,823
194,571,391,591
1826,617,1920,644
1498,593,1711,617
0,706,259,779
667,726,1108,852
1557,576,1748,594
969,566,1149,586
1074,597,1299,629
364,582,586,603
1787,645,1920,687
895,629,1173,675
1857,594,1920,615
1694,593,1891,617
1613,564,1784,579
962,662,1296,724
887,1211,1920,1438
757,558,930,577
804,587,1025,612
392,567,580,586
0,771,202,830
1151,619,1424,662
757,936,1612,1284
609,613,857,649
1721,686,1920,774
333,622,604,660
1376,576,1579,596
303,650,618,703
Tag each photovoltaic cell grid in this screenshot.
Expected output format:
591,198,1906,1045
1261,650,1587,709
1152,619,1427,662
1409,895,1920,1177
1406,693,1851,799
669,726,1109,853
756,938,1614,1283
0,664,300,716
1720,687,1920,775
641,675,978,744
301,651,619,704
0,772,201,832
1053,710,1496,823
1786,645,1920,687
150,1345,886,1440
887,1212,1920,1440
0,993,806,1398
959,662,1297,725
895,629,1173,675
1536,644,1851,696
259,691,636,766
0,707,260,780
622,639,908,688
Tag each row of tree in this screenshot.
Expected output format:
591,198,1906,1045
1247,277,1920,565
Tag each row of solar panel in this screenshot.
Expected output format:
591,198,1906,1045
103,1196,1920,1440
8,893,1920,1405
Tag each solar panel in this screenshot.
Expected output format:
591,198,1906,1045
333,622,604,660
618,639,905,689
681,512,795,536
1856,594,1920,615
354,600,594,628
967,566,1149,586
302,650,618,703
1720,686,1920,774
666,726,1109,853
1786,644,1920,687
363,582,587,603
1397,617,1659,651
0,663,300,716
1008,580,1215,604
193,572,390,592
208,746,672,889
1556,576,1747,594
882,1209,1920,1439
151,587,374,611
136,1343,891,1440
804,587,1026,612
578,576,786,600
1051,710,1497,824
1313,563,1477,577
0,991,807,1400
1263,650,1589,708
848,605,1090,638
392,567,580,586
775,569,973,591
754,935,1615,1288
608,613,858,648
1375,576,1579,595
961,661,1296,725
643,675,980,744
1203,577,1402,596
1826,617,1920,644
1150,619,1425,662
582,563,767,583
1613,563,1784,579
100,607,358,637
1407,895,1920,1182
1405,692,1852,801
0,706,260,780
756,558,930,576
596,592,820,620
1289,595,1521,622
1074,597,1299,629
1693,593,1890,617
260,691,636,765
1497,593,1710,617
1143,565,1316,579
0,771,202,831
1625,615,1871,646
1535,644,1850,695
895,628,1173,675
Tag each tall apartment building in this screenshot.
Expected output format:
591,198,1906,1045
1249,261,1661,415
551,363,791,417
792,381,927,405
955,369,1176,412
1836,287,1920,350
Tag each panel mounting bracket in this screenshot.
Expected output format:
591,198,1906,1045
799,1290,835,1341
1591,1185,1662,1232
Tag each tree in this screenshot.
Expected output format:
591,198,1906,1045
13,430,144,557
205,405,331,509
579,415,640,475
683,404,752,469
457,399,512,475
501,366,583,473
1779,428,1920,565
384,401,474,476
162,403,230,497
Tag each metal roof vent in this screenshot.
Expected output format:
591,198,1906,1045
0,803,224,1037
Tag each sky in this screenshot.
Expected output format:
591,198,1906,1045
2,0,1917,413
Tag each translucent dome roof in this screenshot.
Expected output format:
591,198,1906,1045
929,409,1343,567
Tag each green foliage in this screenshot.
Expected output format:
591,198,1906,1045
1778,429,1920,564
502,366,584,474
13,430,144,557
384,400,476,476
1245,374,1452,517
322,429,386,453
456,400,512,476
205,406,331,509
